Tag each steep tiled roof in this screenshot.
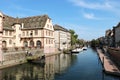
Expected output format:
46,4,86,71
19,15,50,28
3,14,17,28
3,14,50,30
3,27,14,31
54,24,69,32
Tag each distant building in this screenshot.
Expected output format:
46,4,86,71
113,22,120,47
54,24,71,51
2,13,55,53
105,29,114,47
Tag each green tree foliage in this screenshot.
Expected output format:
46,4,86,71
76,39,85,46
91,39,100,47
69,29,78,46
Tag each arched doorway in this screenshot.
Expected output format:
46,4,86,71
2,41,7,48
23,41,28,47
36,40,41,48
30,40,34,47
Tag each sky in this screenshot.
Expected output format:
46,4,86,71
0,0,120,41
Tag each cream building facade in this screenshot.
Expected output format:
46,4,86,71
2,13,55,53
54,24,71,50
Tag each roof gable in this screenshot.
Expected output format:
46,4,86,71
54,24,69,32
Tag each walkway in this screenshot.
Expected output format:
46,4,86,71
97,48,120,76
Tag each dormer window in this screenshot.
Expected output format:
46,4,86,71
49,19,51,23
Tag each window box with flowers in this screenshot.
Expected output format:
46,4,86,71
2,47,8,52
14,47,18,51
28,46,31,49
21,47,25,50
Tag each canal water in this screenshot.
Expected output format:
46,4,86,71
0,48,120,80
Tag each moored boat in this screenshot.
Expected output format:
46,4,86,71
82,46,87,50
27,55,45,64
71,48,83,53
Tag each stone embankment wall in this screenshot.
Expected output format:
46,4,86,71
0,49,44,69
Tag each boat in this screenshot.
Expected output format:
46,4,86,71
71,48,83,53
82,46,87,50
27,55,45,64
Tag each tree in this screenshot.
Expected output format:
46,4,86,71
91,39,100,47
69,29,78,46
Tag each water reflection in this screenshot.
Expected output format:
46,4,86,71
0,48,120,80
0,53,73,80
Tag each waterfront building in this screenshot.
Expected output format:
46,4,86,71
113,22,120,47
2,13,55,53
54,24,71,51
105,29,114,47
0,12,4,62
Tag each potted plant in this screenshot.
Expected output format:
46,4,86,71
21,47,25,50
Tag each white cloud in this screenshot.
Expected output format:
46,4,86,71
69,0,120,14
83,13,95,19
69,0,113,10
82,12,104,20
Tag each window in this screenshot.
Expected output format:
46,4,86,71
30,31,33,36
47,24,49,28
5,30,8,36
24,41,28,47
9,31,12,36
9,39,12,45
51,40,53,44
19,27,21,30
51,31,52,36
49,31,50,36
18,34,21,37
46,30,47,36
49,19,51,23
51,32,53,36
35,30,38,35
23,32,25,36
46,39,47,44
49,39,50,44
36,40,41,48
50,25,52,29
26,31,29,36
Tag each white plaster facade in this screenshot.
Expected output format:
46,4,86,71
54,25,71,50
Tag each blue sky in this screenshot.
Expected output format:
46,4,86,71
0,0,120,41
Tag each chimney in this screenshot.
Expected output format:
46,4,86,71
21,23,24,28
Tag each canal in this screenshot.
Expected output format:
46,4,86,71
0,48,120,80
